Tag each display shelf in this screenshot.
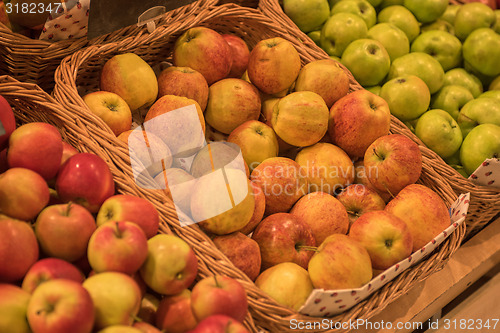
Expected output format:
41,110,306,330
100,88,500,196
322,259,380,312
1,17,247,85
354,216,500,333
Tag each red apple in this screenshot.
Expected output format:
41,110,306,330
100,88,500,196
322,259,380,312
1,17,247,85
7,122,63,180
349,211,413,270
0,217,39,282
385,184,451,252
173,27,233,85
222,34,251,79
157,66,209,111
55,153,115,213
140,234,198,295
191,276,248,323
237,180,266,235
27,279,95,333
96,195,159,239
364,134,422,197
251,213,316,270
35,203,96,262
290,191,349,246
0,95,15,151
156,289,198,333
212,232,262,281
83,91,132,137
0,284,31,332
337,184,386,227
87,221,148,274
0,167,50,220
188,315,249,333
61,141,78,165
22,258,84,294
329,90,391,159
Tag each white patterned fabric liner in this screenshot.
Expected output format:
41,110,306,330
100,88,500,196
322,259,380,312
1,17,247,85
298,193,470,317
39,0,90,41
468,158,500,189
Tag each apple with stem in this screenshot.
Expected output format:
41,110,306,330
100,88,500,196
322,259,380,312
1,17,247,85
22,258,84,294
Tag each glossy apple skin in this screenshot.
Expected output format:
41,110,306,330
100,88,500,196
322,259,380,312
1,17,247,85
250,157,308,215
191,276,248,323
83,272,142,329
460,123,500,176
22,258,84,294
212,232,262,281
7,122,63,180
252,213,316,270
55,153,115,213
155,289,197,333
255,262,313,311
0,217,39,283
0,95,15,151
247,37,301,95
329,90,391,158
35,203,96,262
222,34,250,79
83,91,132,136
140,234,198,295
349,210,413,270
188,315,250,333
385,184,451,251
364,134,422,197
157,66,209,111
96,194,159,239
173,27,232,85
336,184,386,227
27,279,95,333
290,191,349,245
0,167,50,221
0,284,31,333
308,234,373,290
87,221,148,274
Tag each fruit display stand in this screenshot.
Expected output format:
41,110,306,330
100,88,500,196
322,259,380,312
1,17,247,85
257,0,500,239
51,3,468,332
0,0,217,93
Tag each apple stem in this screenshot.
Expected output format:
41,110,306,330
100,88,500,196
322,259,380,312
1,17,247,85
296,245,319,253
114,222,122,238
373,148,383,160
64,202,73,216
383,184,396,199
347,210,361,217
213,275,220,288
131,314,143,322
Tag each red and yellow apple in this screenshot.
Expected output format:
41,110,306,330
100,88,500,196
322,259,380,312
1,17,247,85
83,91,132,136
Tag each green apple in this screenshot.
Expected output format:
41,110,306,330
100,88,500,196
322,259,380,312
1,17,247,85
463,28,500,77
283,0,330,33
478,90,500,102
341,39,391,87
380,0,403,8
460,124,500,176
377,5,420,42
493,10,500,34
454,2,496,41
463,60,497,89
380,75,431,121
366,85,381,95
415,109,463,159
320,13,368,57
442,68,483,98
367,23,410,61
255,262,313,311
410,30,462,72
457,98,500,138
404,0,448,23
420,19,455,35
431,85,474,120
307,30,321,46
490,75,500,90
331,0,377,28
441,4,460,25
387,52,445,94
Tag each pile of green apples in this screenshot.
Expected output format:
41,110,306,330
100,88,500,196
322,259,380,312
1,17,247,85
283,0,500,177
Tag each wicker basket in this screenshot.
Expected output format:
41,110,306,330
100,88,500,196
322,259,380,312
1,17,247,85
53,3,465,332
259,0,500,238
0,0,217,93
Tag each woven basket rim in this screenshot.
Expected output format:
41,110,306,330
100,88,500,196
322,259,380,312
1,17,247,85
51,3,466,331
